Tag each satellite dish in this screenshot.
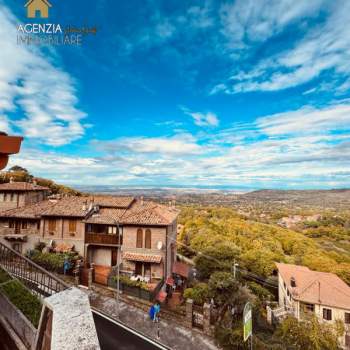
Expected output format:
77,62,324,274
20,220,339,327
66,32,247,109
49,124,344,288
157,241,163,250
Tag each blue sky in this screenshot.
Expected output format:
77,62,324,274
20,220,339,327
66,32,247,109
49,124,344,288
1,0,350,189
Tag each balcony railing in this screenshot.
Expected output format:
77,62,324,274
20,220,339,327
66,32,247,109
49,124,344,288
0,242,69,297
85,233,121,245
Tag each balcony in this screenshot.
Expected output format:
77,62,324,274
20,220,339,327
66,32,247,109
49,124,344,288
85,233,121,245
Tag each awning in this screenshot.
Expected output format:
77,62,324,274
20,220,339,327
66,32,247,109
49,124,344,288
166,277,174,286
123,252,162,264
157,291,167,303
4,234,27,242
172,261,190,278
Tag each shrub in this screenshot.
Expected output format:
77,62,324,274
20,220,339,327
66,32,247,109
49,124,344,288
34,241,46,252
0,280,42,327
0,268,11,284
247,281,274,301
114,275,149,290
183,283,209,305
27,250,76,273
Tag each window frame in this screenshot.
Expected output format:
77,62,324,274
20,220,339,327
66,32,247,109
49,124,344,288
345,312,350,324
136,228,143,248
323,308,332,321
48,219,56,233
145,229,152,249
68,219,77,233
21,220,27,229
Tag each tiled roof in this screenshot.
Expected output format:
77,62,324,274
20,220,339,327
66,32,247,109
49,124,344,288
0,182,49,191
0,195,179,225
119,199,179,226
41,197,90,217
84,208,126,224
276,263,350,310
92,196,134,209
123,252,162,263
0,200,56,218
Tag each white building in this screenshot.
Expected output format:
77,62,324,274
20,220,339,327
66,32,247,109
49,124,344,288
276,263,350,349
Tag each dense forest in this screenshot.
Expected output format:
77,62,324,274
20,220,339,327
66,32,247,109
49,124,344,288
178,206,350,284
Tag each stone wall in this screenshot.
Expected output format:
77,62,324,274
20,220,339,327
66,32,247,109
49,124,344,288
0,289,37,349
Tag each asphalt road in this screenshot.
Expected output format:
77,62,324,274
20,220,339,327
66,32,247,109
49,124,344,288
93,311,170,350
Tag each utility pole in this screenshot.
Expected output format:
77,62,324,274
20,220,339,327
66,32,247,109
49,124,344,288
115,220,121,319
233,259,239,279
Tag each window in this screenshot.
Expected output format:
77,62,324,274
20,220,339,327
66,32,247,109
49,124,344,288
69,220,76,233
4,193,7,201
9,220,14,228
345,312,350,324
37,221,41,230
108,226,117,235
283,282,286,289
10,193,15,201
136,228,143,248
323,308,332,321
302,303,314,313
145,229,152,249
21,221,27,229
48,219,56,232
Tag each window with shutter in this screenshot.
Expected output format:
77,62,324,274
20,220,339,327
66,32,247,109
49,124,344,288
145,229,151,249
136,228,143,248
69,220,76,233
48,219,56,232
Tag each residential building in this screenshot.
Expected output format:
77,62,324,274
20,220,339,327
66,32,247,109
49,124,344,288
0,180,49,211
0,185,179,285
276,263,350,349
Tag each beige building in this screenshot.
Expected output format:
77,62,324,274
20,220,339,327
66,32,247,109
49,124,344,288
0,183,179,286
276,263,350,349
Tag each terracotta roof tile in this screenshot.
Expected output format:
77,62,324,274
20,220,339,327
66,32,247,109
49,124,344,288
41,197,90,217
0,182,49,191
123,252,162,263
119,199,179,226
276,263,350,310
92,196,134,209
0,200,56,218
84,208,126,224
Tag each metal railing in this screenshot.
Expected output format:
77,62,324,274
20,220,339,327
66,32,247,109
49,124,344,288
0,242,70,298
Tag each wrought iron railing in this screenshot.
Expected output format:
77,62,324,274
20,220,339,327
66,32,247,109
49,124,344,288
0,242,69,298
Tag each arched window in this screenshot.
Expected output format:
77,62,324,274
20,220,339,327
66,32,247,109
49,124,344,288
145,229,152,249
136,228,143,248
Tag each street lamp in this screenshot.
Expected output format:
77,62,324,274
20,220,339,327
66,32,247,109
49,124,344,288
113,220,122,319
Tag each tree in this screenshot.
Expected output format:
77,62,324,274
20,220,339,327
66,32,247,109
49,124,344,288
276,316,344,350
8,165,29,173
194,242,240,279
183,283,209,305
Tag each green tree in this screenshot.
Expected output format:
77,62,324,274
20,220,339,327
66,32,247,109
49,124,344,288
194,242,240,279
276,316,344,350
183,283,209,305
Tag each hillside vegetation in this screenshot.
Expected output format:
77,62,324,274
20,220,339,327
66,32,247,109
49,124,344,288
178,206,350,284
0,166,81,195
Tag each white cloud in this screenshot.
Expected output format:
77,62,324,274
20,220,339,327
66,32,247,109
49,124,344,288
0,6,87,146
0,115,11,133
215,0,350,94
181,107,219,127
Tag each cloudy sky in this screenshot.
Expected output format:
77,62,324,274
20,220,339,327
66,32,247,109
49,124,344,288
1,0,350,189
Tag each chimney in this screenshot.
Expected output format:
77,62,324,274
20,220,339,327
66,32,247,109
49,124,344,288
140,196,144,206
88,198,94,211
33,178,37,186
9,176,14,184
82,200,87,211
290,277,296,288
168,200,172,207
